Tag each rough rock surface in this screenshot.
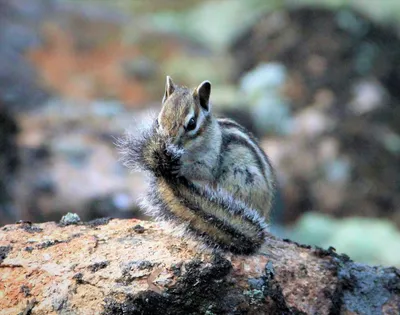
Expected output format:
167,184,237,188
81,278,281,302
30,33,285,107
0,218,399,314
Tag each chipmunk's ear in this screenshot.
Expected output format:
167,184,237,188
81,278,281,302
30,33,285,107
162,76,175,104
194,80,211,111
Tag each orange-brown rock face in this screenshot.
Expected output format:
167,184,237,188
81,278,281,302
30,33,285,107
0,218,399,314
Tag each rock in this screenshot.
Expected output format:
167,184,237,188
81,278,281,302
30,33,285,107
59,212,81,226
0,218,399,314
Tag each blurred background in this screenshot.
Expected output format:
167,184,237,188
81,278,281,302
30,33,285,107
0,0,399,267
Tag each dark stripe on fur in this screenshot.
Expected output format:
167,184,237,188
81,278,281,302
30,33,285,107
179,196,261,254
187,114,211,140
218,119,274,175
219,132,267,186
194,102,200,120
150,183,176,220
172,178,261,238
185,178,265,233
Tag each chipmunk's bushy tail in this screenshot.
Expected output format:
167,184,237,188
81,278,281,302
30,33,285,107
143,176,268,254
116,115,157,173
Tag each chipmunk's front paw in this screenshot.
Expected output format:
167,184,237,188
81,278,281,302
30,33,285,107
168,157,181,176
152,141,183,179
163,142,183,178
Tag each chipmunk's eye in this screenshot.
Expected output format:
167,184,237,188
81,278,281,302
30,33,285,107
186,117,196,131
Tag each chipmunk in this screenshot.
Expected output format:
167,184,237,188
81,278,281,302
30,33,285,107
119,76,275,254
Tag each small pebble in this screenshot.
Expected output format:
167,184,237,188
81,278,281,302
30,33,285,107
132,224,145,234
60,213,81,226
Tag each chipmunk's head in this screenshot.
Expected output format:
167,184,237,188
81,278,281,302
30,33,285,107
157,76,213,147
